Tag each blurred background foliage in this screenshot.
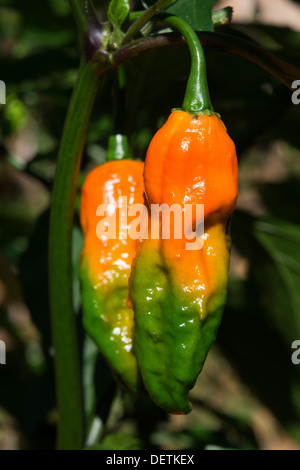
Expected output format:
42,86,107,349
0,0,300,450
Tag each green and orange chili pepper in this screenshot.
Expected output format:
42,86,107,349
129,14,238,414
79,134,144,393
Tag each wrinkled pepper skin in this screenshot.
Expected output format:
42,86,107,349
144,111,238,221
79,160,144,393
129,111,238,413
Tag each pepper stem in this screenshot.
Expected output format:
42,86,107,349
106,66,133,161
158,13,213,116
106,134,133,161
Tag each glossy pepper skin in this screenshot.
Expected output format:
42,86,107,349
144,111,237,221
79,160,144,393
129,110,238,413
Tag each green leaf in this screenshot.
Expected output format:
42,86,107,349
108,0,130,28
218,212,300,435
231,212,300,346
166,0,217,32
253,218,300,341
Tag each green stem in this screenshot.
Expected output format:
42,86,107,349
160,14,213,115
106,134,133,161
49,60,102,450
106,66,133,161
212,7,233,26
112,31,300,91
124,11,212,114
128,6,233,28
121,0,173,45
111,66,127,136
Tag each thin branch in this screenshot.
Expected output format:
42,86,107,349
69,0,103,60
121,0,173,45
212,7,233,26
113,31,300,91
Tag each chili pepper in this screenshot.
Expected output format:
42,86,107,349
144,111,238,222
130,223,231,413
79,135,144,393
129,15,238,413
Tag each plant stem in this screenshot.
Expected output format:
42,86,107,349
107,66,133,161
69,0,102,56
106,134,133,161
49,60,102,450
159,14,213,115
125,11,213,114
212,7,233,26
121,0,173,45
49,0,109,449
111,66,127,136
112,31,300,91
128,6,233,27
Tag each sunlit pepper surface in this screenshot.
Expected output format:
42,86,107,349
80,160,145,393
129,111,238,414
